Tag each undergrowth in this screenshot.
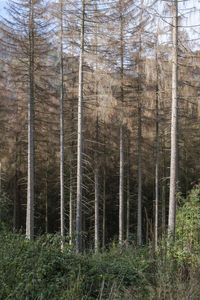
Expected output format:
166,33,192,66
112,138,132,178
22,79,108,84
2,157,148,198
0,187,200,299
0,231,200,299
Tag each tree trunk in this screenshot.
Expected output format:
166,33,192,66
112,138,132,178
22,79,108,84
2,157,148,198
69,166,73,245
94,6,99,252
76,0,85,253
126,140,130,241
26,0,35,241
155,48,159,251
102,166,106,249
69,81,75,245
0,161,1,227
45,148,48,234
59,0,65,239
137,1,143,246
119,1,124,245
137,104,142,246
119,124,124,244
168,0,178,237
94,116,99,252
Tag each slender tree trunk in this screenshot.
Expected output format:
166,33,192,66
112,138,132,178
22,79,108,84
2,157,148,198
69,166,73,245
45,149,48,233
14,135,18,231
59,0,65,239
162,134,166,236
0,162,1,196
0,161,1,226
137,1,143,246
119,1,124,245
102,166,106,249
94,7,99,252
168,0,178,237
119,124,124,244
137,103,142,246
126,138,130,241
162,184,166,235
155,49,159,251
26,0,35,241
76,0,85,253
69,81,75,245
13,171,18,231
94,116,99,252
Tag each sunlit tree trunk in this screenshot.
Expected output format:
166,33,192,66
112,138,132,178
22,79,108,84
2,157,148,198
45,147,48,233
76,0,85,253
94,115,99,252
69,81,75,245
119,1,124,245
69,167,73,244
155,48,159,251
137,0,143,246
94,4,99,252
168,0,178,237
102,166,106,249
26,0,35,241
59,0,65,239
126,135,130,241
162,133,166,237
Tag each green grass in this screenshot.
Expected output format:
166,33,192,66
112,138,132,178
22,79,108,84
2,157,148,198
0,231,200,299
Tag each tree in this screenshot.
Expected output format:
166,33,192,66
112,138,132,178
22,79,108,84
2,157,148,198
59,0,65,240
76,0,85,253
168,0,178,237
1,0,51,240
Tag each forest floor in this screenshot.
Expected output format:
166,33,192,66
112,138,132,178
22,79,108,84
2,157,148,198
0,232,200,300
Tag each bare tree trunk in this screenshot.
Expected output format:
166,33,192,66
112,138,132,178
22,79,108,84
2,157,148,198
162,184,166,235
69,166,73,245
14,135,18,231
94,116,99,252
119,124,124,244
162,134,166,236
155,48,159,251
0,162,1,196
126,139,130,241
69,82,75,245
137,1,143,246
119,1,124,245
59,0,65,240
0,161,1,226
168,0,178,237
26,0,35,241
76,0,85,253
45,149,48,233
137,103,142,246
94,5,99,252
102,166,106,249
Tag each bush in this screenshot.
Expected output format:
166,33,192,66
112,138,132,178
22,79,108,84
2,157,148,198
0,232,154,299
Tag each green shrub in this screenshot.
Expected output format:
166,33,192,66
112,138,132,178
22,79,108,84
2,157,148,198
0,232,154,299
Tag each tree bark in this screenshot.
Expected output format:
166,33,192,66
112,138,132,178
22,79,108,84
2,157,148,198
168,0,178,237
126,139,130,241
26,0,35,241
137,103,142,246
45,148,48,234
0,161,1,227
102,166,106,249
76,0,85,253
94,117,99,252
59,0,65,239
137,1,143,246
155,47,159,251
119,1,124,245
